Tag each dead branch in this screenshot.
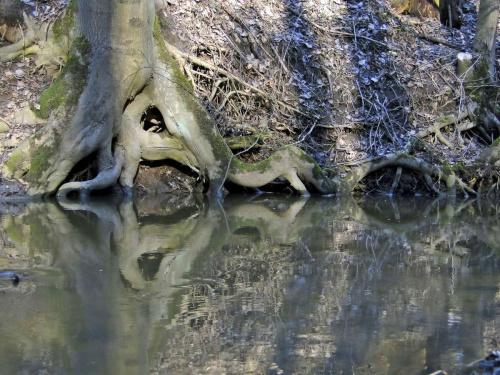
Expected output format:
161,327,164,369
287,8,390,47
166,42,305,116
221,5,289,74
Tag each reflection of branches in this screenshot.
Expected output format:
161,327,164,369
1,196,499,375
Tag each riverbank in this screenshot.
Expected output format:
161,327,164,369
0,0,497,199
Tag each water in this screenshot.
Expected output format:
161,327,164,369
0,196,498,375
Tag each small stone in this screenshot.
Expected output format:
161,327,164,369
14,69,25,78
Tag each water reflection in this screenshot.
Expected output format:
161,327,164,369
0,196,498,374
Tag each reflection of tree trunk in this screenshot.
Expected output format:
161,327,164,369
2,196,499,374
47,200,152,375
0,199,153,374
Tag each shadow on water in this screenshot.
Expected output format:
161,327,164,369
0,195,499,374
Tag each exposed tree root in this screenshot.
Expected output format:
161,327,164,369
0,1,492,200
57,146,124,199
339,153,475,196
417,103,476,147
0,13,47,61
227,146,337,196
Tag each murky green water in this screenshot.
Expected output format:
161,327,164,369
0,196,499,375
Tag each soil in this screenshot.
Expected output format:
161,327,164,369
133,162,199,196
0,0,498,198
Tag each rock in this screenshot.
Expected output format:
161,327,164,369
13,69,24,78
0,122,10,134
14,106,45,126
0,178,26,198
1,138,20,147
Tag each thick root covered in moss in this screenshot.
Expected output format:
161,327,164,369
228,146,337,196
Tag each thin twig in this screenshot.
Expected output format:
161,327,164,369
288,7,390,47
166,42,305,116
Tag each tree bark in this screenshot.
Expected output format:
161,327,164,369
472,0,499,78
1,0,338,198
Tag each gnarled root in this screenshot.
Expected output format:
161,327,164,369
339,153,475,196
228,146,337,196
56,144,124,199
149,56,232,197
55,87,203,198
0,13,47,61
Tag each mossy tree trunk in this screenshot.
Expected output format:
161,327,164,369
456,0,500,148
1,0,231,197
470,0,500,148
472,0,499,79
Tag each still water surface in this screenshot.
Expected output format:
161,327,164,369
0,196,499,374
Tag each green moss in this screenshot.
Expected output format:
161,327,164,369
52,0,77,43
293,146,332,185
441,161,473,182
491,137,500,148
225,135,265,150
323,167,338,178
231,153,282,175
311,163,325,180
153,16,193,91
23,129,62,183
4,222,24,245
437,115,453,124
4,151,24,174
25,144,52,182
442,162,453,174
394,152,417,160
36,36,91,119
37,75,67,119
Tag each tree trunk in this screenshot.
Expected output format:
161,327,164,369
2,0,344,198
2,0,234,197
465,0,500,141
472,0,499,78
